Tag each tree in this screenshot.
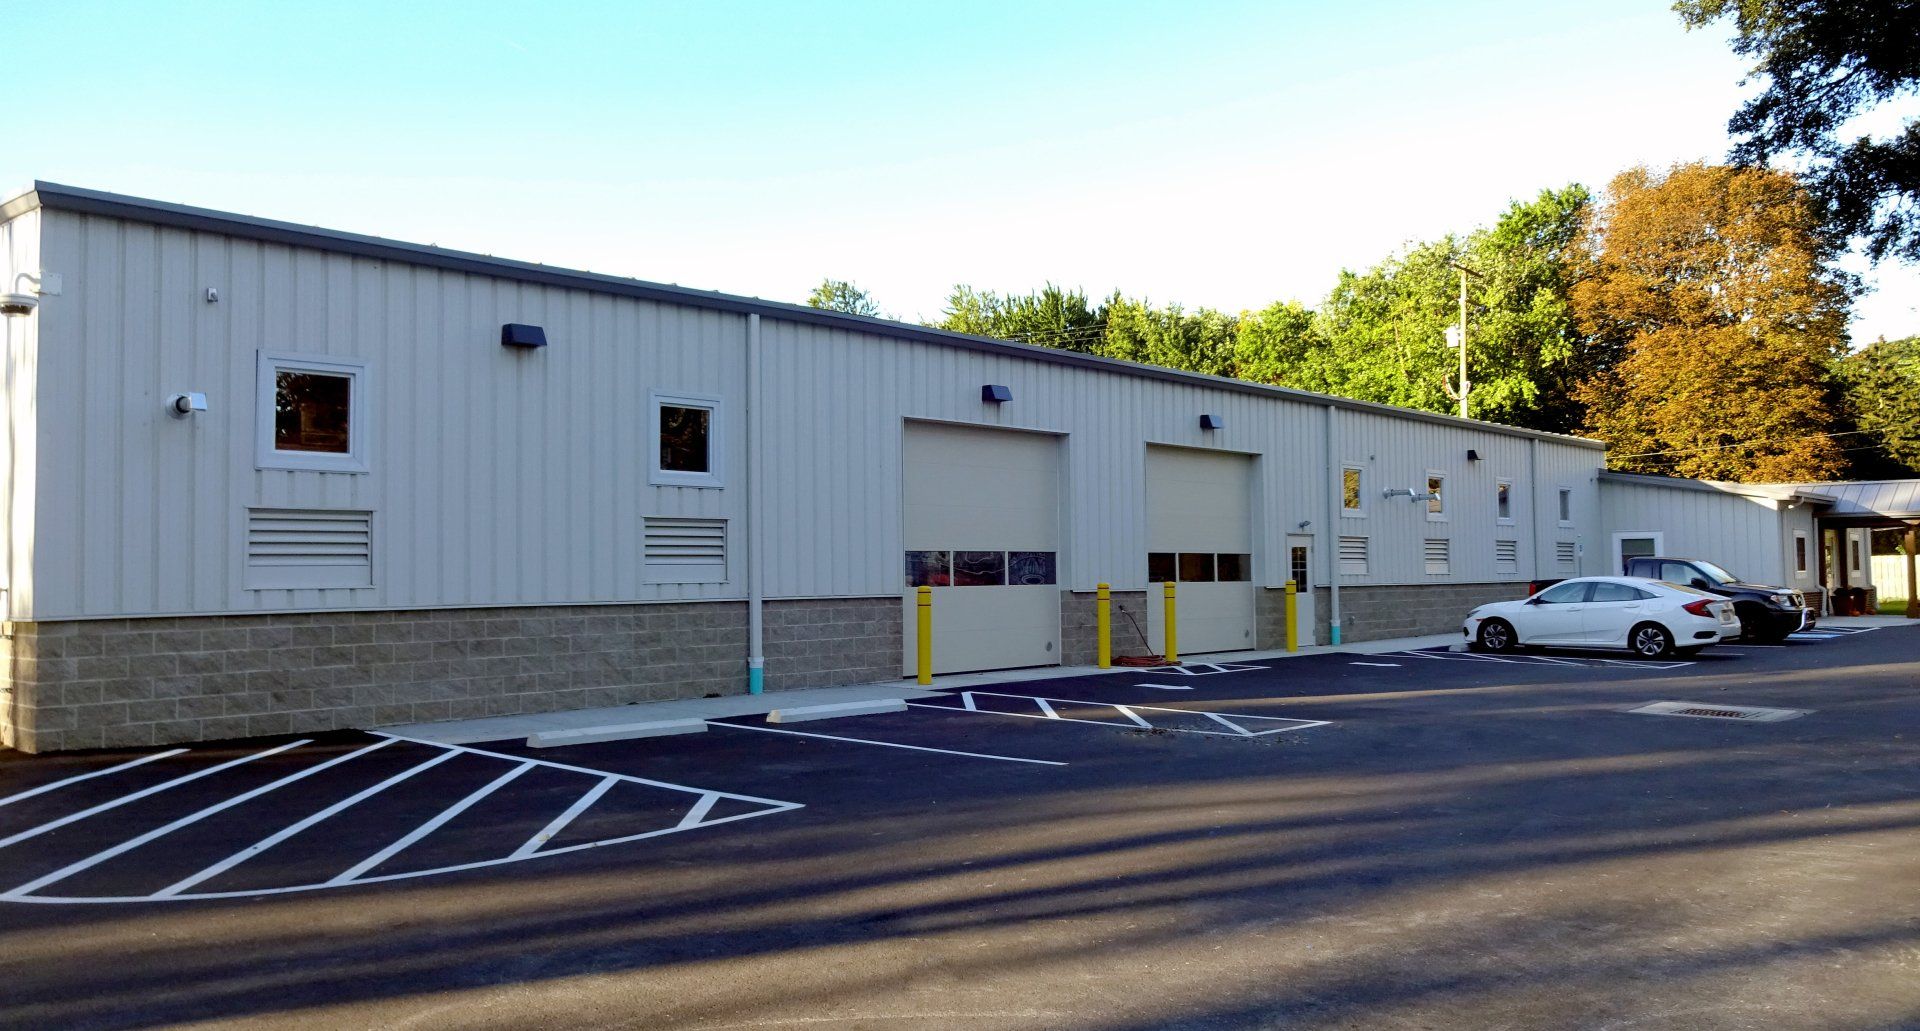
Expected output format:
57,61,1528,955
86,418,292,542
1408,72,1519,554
1100,297,1241,378
1837,335,1920,474
1680,0,1920,260
1231,301,1321,388
936,283,1106,353
1572,163,1855,481
805,278,883,318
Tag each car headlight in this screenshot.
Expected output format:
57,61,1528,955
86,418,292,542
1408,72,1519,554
1771,593,1796,607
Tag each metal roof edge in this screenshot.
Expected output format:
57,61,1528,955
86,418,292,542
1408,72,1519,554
1599,470,1836,505
21,180,1605,450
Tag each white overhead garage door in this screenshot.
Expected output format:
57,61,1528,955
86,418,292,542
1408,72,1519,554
902,423,1062,675
1145,446,1256,656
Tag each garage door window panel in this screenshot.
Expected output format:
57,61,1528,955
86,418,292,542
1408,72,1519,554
1008,551,1057,586
1148,552,1177,583
1215,553,1251,582
906,551,951,587
952,551,1008,587
1179,553,1216,582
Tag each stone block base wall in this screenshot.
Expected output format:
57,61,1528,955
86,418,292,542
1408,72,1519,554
2,598,904,754
1060,590,1151,665
1255,587,1324,650
1330,582,1530,643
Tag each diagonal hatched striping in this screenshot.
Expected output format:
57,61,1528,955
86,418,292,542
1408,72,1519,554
911,691,1326,738
0,733,802,905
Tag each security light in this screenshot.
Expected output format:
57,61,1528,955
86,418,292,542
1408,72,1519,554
501,323,548,348
981,384,1012,404
1199,414,1224,430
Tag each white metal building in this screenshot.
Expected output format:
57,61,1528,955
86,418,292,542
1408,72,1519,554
0,182,1622,751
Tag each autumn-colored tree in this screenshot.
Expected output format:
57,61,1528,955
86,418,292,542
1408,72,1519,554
1573,163,1855,481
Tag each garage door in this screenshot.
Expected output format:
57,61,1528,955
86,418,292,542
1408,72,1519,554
902,423,1062,675
1145,446,1255,655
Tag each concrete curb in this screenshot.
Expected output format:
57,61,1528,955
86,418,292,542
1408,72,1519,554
526,718,709,748
766,699,908,724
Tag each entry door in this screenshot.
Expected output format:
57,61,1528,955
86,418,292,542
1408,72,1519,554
1286,534,1316,644
1144,446,1256,655
901,423,1062,676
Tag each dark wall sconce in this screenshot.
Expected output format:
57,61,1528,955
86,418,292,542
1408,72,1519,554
982,384,1012,404
1200,414,1224,431
1467,449,1482,462
502,323,548,348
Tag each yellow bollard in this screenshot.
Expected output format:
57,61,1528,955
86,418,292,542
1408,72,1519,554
1095,582,1112,669
1284,579,1299,653
1162,580,1178,664
916,585,933,685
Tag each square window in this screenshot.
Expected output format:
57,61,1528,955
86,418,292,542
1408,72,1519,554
1342,467,1364,515
651,392,723,487
1147,552,1177,583
257,353,368,472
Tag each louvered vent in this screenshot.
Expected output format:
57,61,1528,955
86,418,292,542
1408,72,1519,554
644,517,728,583
1337,535,1369,575
246,508,372,590
1556,540,1577,565
1423,538,1451,575
1495,538,1520,573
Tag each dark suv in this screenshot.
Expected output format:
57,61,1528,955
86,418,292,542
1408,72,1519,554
1623,557,1815,642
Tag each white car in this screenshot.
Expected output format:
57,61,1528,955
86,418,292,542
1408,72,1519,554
1463,576,1740,658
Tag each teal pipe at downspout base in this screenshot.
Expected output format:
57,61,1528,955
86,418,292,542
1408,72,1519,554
748,661,764,695
1330,624,1342,645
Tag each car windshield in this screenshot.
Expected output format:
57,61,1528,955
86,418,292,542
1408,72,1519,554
1692,560,1738,584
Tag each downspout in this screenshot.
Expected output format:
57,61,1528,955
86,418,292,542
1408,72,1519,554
1528,439,1542,582
1324,404,1341,645
745,313,764,694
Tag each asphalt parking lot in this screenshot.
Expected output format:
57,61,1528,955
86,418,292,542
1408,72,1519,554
3,624,1918,1030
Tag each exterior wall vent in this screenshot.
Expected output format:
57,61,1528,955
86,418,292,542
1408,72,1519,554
245,508,373,590
1423,538,1451,575
644,517,728,584
1555,540,1577,565
1337,535,1369,575
1495,538,1520,573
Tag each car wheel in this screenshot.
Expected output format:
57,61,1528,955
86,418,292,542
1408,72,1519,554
1629,622,1674,658
1477,618,1517,653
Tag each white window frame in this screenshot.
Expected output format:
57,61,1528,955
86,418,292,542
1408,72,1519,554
1341,465,1366,517
1424,470,1447,522
1495,479,1514,525
1793,530,1810,579
256,352,370,473
650,390,725,488
1610,530,1664,576
1557,486,1575,528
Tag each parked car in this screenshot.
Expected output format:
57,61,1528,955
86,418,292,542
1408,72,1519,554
1464,576,1741,658
1528,557,1816,642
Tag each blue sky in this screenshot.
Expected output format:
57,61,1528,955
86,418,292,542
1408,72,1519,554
6,0,1915,340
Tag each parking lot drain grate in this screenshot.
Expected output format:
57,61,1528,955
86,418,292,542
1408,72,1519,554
1628,701,1807,722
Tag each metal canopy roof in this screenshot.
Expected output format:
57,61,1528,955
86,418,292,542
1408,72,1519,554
0,180,1606,450
1778,480,1920,521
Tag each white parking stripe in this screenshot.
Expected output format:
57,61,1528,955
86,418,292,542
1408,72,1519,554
4,739,387,899
509,775,619,860
328,761,536,884
0,749,188,809
372,733,797,809
0,739,310,851
1112,705,1153,729
155,747,461,897
714,720,1068,766
674,792,720,830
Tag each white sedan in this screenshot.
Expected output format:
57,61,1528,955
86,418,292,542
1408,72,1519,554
1463,576,1740,658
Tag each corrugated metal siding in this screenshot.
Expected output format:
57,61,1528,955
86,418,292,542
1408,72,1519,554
25,209,1609,619
0,209,39,617
1599,480,1792,585
31,211,747,619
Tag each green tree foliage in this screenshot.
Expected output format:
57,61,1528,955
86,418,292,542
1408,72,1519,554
1837,336,1920,474
1230,301,1320,387
1100,298,1241,377
804,278,883,317
1679,0,1920,260
1573,163,1855,481
937,283,1106,353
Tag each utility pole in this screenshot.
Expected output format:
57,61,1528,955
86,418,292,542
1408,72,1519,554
1443,262,1478,419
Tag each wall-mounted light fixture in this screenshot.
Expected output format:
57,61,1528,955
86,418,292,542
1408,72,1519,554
981,384,1012,404
1466,449,1481,462
1199,414,1224,431
1,271,57,317
168,392,208,418
205,287,220,304
501,323,548,348
1296,519,1312,530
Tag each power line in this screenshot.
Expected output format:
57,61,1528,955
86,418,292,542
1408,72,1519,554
1611,429,1874,461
